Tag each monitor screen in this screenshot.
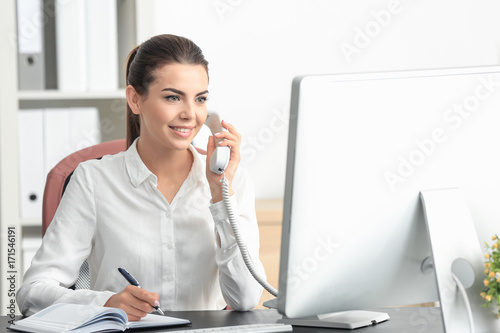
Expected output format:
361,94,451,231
277,66,500,324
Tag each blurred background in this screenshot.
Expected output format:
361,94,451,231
151,0,500,198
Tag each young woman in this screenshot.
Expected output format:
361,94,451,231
17,34,265,321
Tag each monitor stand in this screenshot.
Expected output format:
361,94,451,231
277,311,390,329
420,187,500,333
263,299,389,329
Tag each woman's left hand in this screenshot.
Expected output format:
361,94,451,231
206,119,241,203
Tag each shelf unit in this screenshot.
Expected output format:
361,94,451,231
18,90,127,101
18,88,128,229
0,0,155,315
0,0,22,318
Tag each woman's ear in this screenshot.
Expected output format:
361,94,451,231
126,85,141,115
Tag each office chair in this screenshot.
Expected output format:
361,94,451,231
42,139,127,289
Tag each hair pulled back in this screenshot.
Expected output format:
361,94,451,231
125,34,209,147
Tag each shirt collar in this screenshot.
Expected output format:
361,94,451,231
125,138,207,188
125,138,154,187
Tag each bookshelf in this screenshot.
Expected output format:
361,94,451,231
18,90,127,101
0,0,155,315
0,0,21,318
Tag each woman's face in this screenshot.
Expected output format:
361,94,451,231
136,63,209,151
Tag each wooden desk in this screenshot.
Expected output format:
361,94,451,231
256,199,283,308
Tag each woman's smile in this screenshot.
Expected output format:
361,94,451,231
169,125,195,138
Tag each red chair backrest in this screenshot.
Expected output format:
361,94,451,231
41,139,127,236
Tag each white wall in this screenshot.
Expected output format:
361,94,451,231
152,0,500,199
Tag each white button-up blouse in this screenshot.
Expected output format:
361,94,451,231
17,139,265,316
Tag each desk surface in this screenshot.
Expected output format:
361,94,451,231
3,307,444,332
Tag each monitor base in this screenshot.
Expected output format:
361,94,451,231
262,298,278,309
277,310,390,329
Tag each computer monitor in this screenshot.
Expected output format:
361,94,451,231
277,66,500,331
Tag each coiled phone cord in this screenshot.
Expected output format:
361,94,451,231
220,174,279,297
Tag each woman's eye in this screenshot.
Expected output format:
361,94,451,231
196,96,208,103
165,95,180,102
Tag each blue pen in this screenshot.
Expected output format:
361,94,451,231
118,267,165,316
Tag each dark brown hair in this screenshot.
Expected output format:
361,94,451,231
125,34,209,148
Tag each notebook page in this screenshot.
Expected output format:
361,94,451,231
127,313,191,329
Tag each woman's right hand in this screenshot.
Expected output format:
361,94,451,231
104,285,160,321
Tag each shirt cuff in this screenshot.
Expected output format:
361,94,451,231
209,196,240,251
90,291,116,307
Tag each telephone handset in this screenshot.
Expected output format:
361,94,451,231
203,112,278,298
205,113,230,174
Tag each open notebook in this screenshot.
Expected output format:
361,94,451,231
9,303,191,332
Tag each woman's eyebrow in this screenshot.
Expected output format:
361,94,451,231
161,88,209,97
162,88,185,95
196,90,209,97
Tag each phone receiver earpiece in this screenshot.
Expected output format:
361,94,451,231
205,112,231,174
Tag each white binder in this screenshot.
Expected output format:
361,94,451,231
86,0,118,91
17,0,45,90
43,108,72,175
18,109,45,218
19,107,102,219
69,107,102,151
43,107,101,174
55,0,87,91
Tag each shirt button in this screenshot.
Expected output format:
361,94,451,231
167,243,173,250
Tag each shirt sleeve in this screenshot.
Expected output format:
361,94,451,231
209,168,265,311
16,164,115,316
